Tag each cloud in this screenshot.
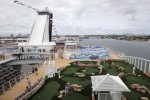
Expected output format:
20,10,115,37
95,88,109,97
0,0,150,35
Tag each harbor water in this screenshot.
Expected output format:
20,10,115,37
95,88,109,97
80,39,150,60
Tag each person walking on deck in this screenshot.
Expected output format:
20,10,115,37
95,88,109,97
35,67,38,76
26,78,31,88
32,67,35,73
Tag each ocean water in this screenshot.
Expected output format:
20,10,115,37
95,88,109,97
80,39,150,60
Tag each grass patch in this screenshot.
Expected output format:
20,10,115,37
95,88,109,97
30,81,60,100
30,61,150,100
61,92,90,100
62,77,91,87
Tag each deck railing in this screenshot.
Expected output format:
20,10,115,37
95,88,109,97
124,56,150,73
105,47,150,73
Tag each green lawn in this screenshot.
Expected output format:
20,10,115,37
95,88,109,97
85,67,99,74
31,81,60,100
62,77,91,87
30,61,150,100
61,92,90,100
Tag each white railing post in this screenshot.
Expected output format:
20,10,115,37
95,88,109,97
130,57,132,64
133,57,135,65
132,57,134,65
148,61,150,72
144,60,147,73
140,59,143,71
127,57,129,62
129,57,131,64
135,58,137,67
137,58,140,69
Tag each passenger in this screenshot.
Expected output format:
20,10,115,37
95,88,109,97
26,86,30,92
35,67,38,75
64,84,69,96
26,78,31,88
32,67,35,73
68,83,73,95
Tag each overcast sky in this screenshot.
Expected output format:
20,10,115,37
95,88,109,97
0,0,150,36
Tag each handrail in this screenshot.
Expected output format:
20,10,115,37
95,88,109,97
15,78,45,100
125,56,150,62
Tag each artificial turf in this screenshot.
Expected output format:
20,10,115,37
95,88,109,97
29,61,150,100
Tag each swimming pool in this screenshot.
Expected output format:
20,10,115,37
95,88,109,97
70,46,109,60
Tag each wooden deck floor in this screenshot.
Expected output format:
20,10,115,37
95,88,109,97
0,58,73,100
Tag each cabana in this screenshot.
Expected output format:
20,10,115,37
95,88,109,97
91,74,130,100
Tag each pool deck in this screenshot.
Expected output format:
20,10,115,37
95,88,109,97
0,54,123,100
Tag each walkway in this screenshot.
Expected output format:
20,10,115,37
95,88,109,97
0,58,73,100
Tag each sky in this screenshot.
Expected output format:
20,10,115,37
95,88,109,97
0,0,150,36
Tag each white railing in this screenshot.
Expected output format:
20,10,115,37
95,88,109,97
124,56,150,73
105,47,150,73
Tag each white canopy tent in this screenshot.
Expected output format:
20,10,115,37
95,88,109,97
91,74,130,100
44,61,60,78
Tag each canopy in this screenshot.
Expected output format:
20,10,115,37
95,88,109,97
91,74,130,92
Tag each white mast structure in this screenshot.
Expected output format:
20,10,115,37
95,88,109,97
14,1,56,49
